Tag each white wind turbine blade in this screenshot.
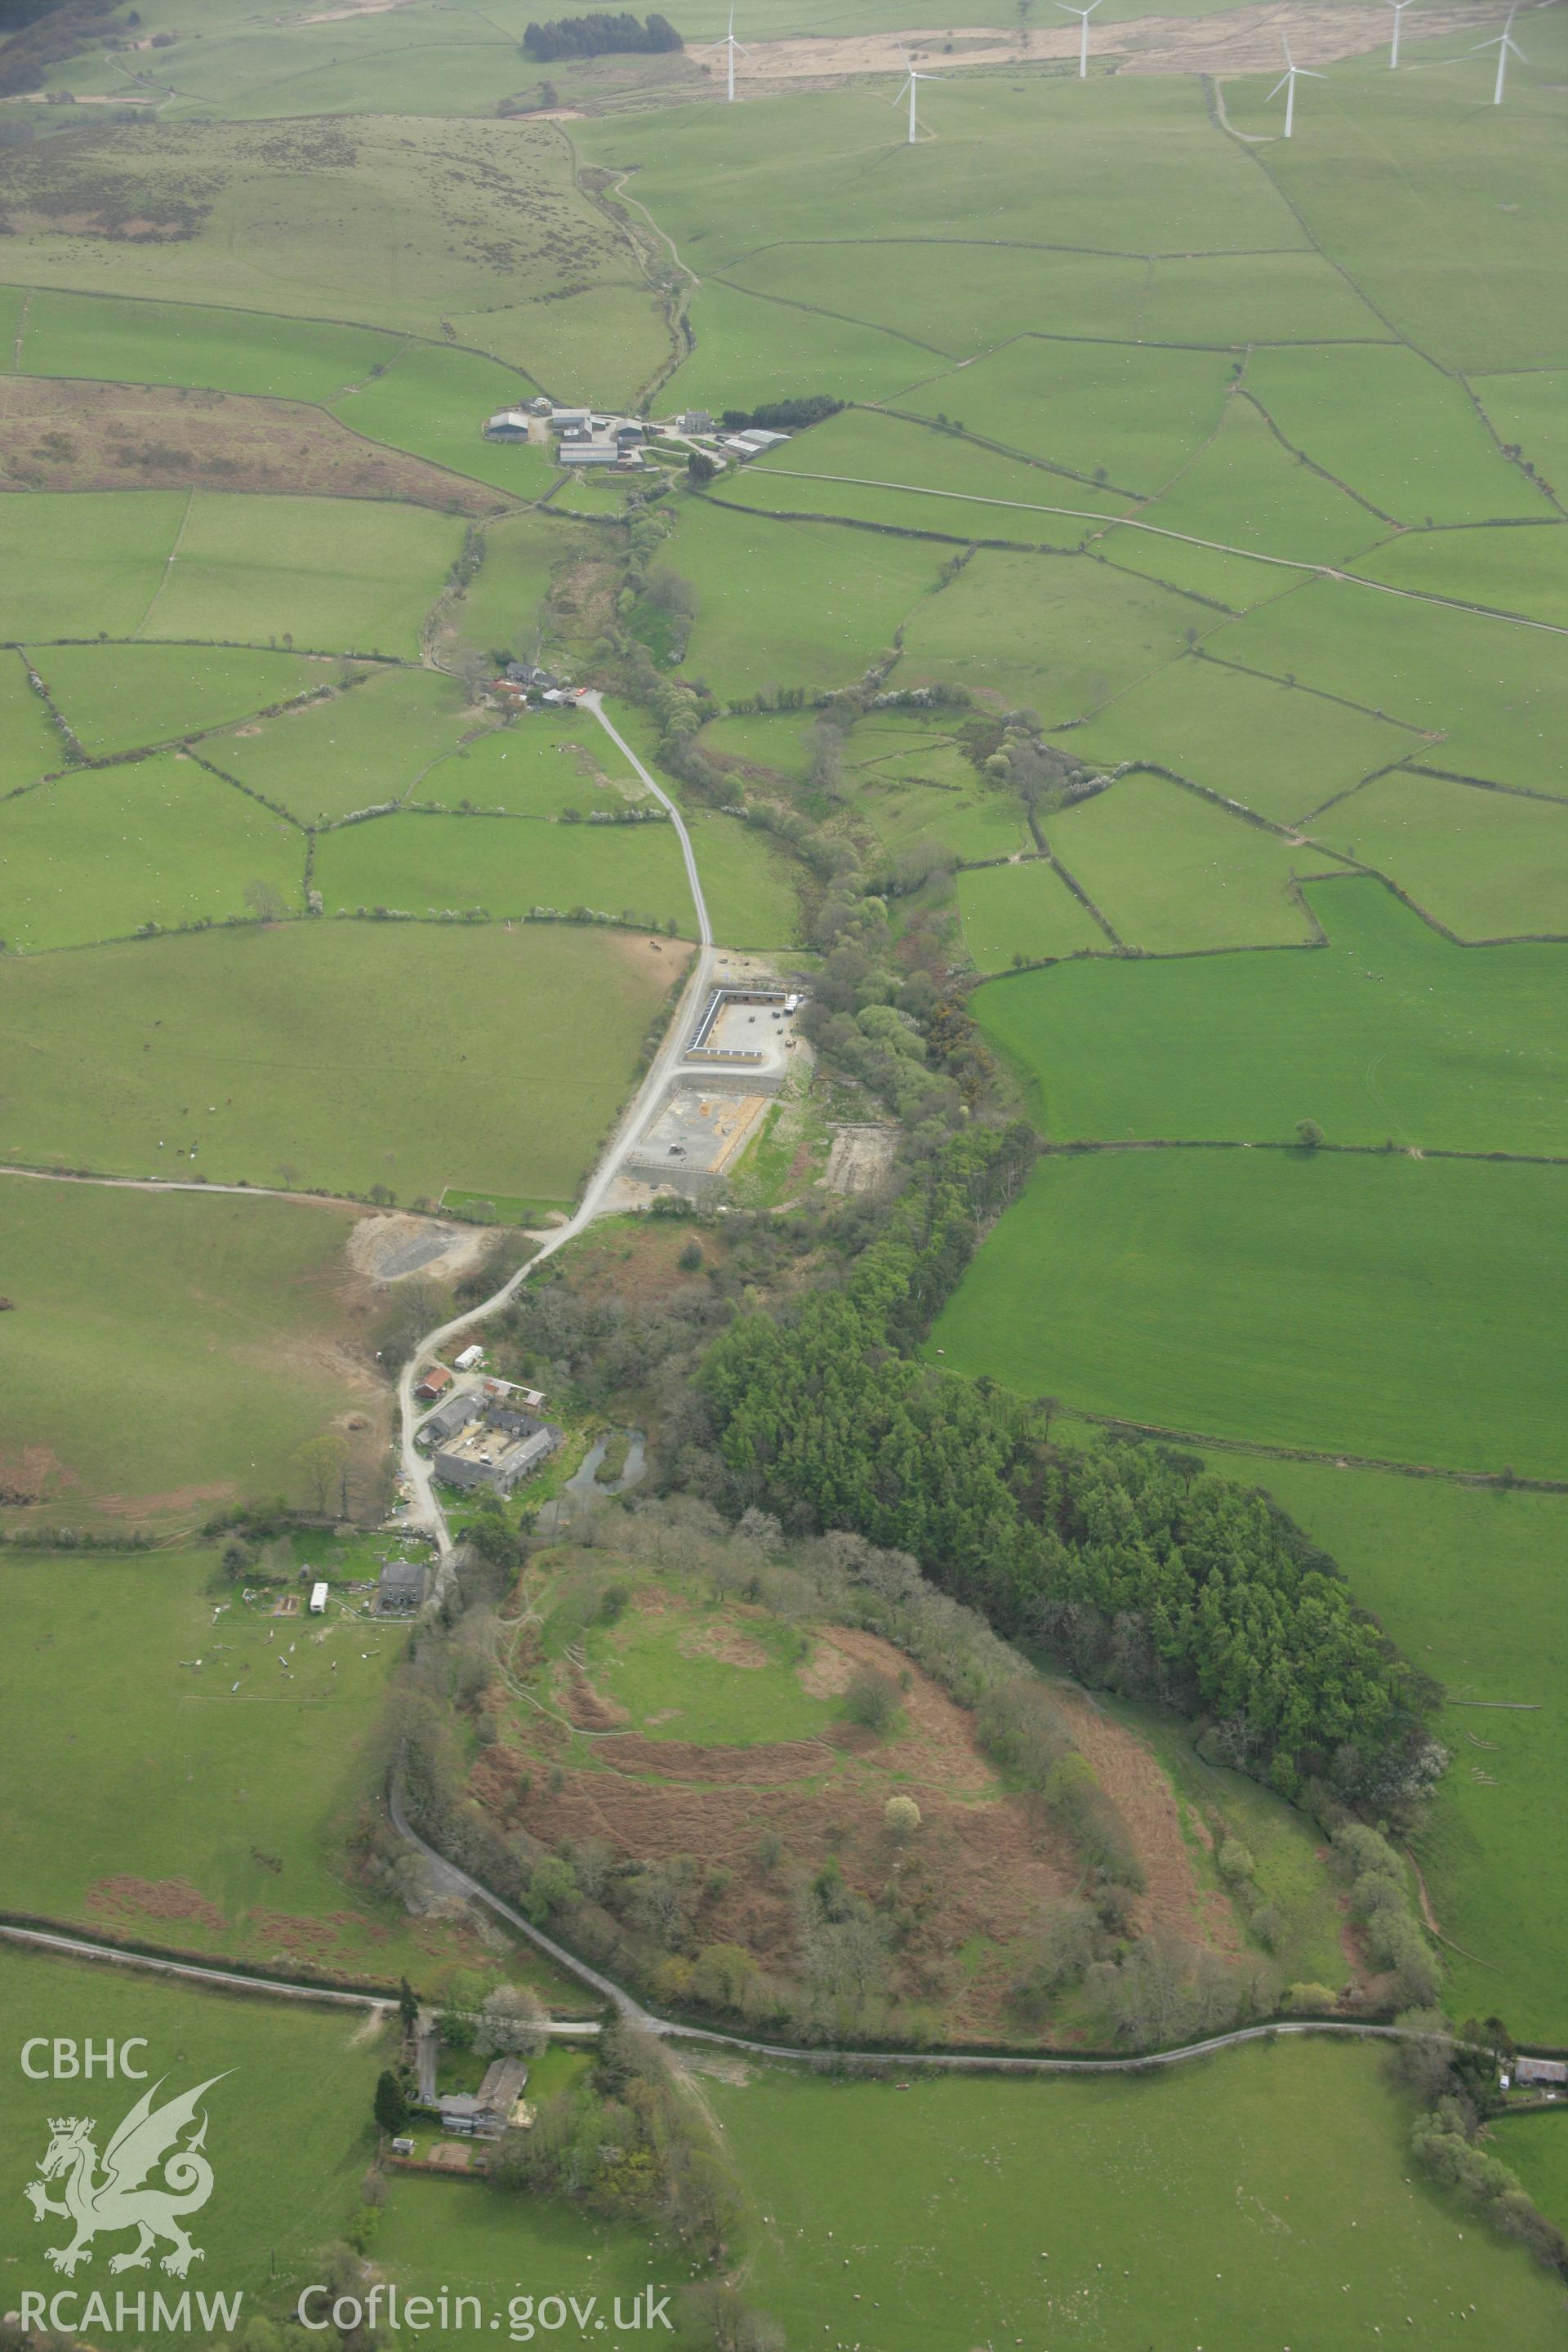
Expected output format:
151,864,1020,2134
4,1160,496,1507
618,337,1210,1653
1265,71,1290,98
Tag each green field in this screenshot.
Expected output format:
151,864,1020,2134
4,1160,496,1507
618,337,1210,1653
313,812,695,933
974,877,1568,1151
329,343,554,497
665,278,933,415
1492,2117,1568,2237
0,755,304,953
683,815,804,947
1056,652,1420,824
0,648,72,782
0,1178,376,1526
1045,773,1342,951
714,2039,1566,2351
0,922,679,1205
419,715,640,818
957,857,1110,971
1230,1457,1568,2042
1348,523,1568,631
929,1147,1568,1476
1309,769,1568,940
19,288,404,403
0,491,187,640
0,1946,382,2310
1472,371,1568,501
30,644,325,760
209,666,494,824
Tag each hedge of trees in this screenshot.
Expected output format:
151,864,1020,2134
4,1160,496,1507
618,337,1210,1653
698,1126,1443,1810
521,10,680,59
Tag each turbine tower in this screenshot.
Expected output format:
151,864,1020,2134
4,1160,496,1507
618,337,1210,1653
1387,0,1414,68
1266,36,1325,137
719,2,749,101
892,47,942,144
1056,0,1103,80
1472,4,1526,103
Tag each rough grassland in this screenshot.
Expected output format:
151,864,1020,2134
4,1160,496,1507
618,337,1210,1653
136,494,463,658
0,923,679,1205
18,288,403,403
898,337,1234,498
973,878,1568,1153
1308,769,1568,940
957,858,1110,972
0,1178,376,1526
32,643,323,760
1045,773,1342,951
899,550,1197,722
0,1947,381,2309
671,499,941,698
210,666,492,824
1056,653,1419,825
714,2040,1564,2352
438,506,610,667
0,755,304,952
1233,1458,1568,2042
928,1148,1568,1477
313,813,695,934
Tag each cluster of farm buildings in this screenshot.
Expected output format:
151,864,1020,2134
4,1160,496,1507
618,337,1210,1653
414,1361,561,1498
483,394,791,471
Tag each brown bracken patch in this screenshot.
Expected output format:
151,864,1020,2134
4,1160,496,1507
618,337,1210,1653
0,378,510,514
88,1876,227,1935
1054,1689,1241,1954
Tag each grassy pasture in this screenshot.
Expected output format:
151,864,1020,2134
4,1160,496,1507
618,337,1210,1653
1044,772,1342,951
684,815,805,947
1309,769,1568,940
896,337,1233,497
0,922,678,1205
666,278,933,414
579,78,1305,274
1218,577,1568,797
0,491,185,640
928,1147,1568,1477
33,644,323,759
1100,527,1295,616
1241,346,1550,528
439,506,609,669
1348,523,1568,630
0,1946,381,2311
957,858,1109,971
1472,371,1568,503
1137,248,1393,346
0,755,304,952
589,1596,832,1747
839,724,1031,865
136,494,462,659
1055,653,1419,824
715,2039,1566,2352
1100,390,1393,570
1247,38,1568,372
671,499,942,698
0,647,69,780
1232,1459,1568,2042
0,1178,375,1526
973,875,1568,1152
420,715,639,817
1493,2118,1568,2235
378,2175,672,2343
439,282,672,411
210,666,489,824
329,343,553,497
898,548,1197,721
313,812,695,933
18,288,403,403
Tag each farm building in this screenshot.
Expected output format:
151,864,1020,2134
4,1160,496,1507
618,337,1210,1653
414,1365,452,1403
483,409,532,441
433,1401,561,1497
454,1343,485,1371
376,1557,427,1616
549,407,594,429
1515,2057,1568,2087
420,1391,477,1443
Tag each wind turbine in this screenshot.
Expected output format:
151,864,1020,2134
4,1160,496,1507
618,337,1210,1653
892,47,942,144
718,2,748,101
1472,4,1526,103
1386,0,1414,67
1056,0,1102,80
1266,35,1325,137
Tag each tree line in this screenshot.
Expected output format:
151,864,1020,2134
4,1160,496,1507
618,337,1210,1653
522,10,681,59
696,1125,1444,1814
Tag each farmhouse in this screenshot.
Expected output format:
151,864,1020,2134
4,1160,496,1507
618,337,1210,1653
376,1556,427,1616
414,1365,452,1403
432,1400,562,1497
678,410,713,434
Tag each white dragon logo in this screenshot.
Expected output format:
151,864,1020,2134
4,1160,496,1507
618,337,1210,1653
24,2074,229,2278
